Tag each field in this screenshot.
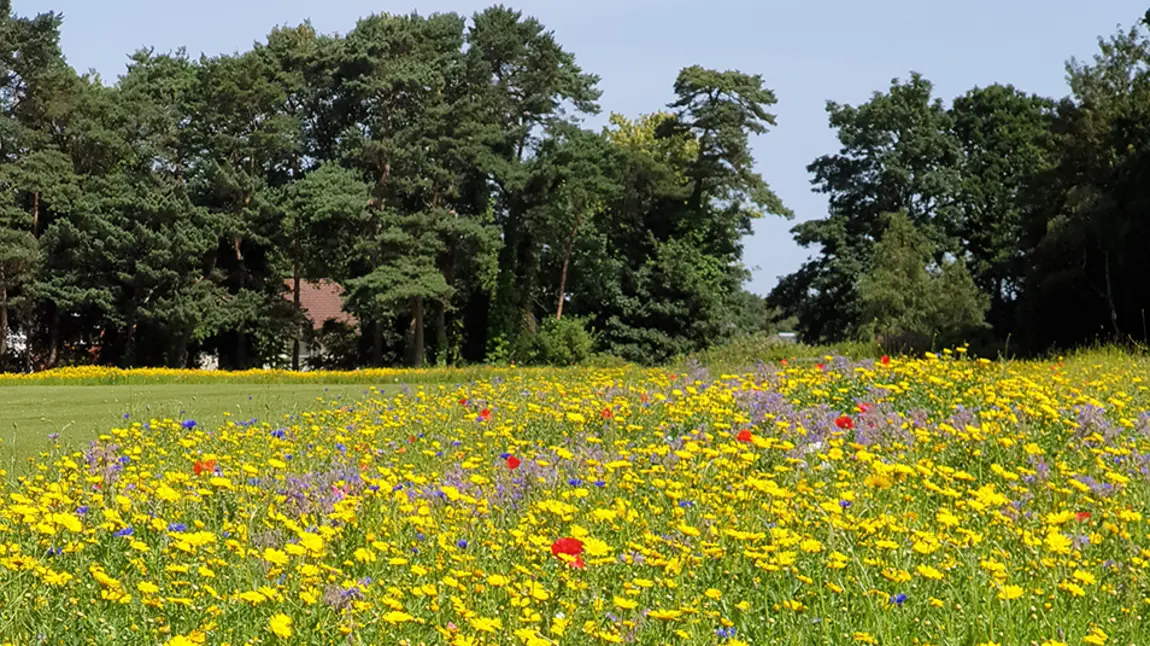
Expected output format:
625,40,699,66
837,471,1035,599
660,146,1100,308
1,351,1149,645
0,384,388,467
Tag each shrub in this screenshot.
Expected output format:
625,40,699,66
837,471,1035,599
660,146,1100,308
512,317,595,366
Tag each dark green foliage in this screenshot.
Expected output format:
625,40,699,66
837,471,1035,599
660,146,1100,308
510,316,595,366
7,2,1146,370
858,212,988,352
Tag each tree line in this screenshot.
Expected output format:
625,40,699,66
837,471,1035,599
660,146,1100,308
0,1,789,370
770,11,1150,355
3,3,1149,371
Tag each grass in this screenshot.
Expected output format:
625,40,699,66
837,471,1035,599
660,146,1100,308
0,383,391,468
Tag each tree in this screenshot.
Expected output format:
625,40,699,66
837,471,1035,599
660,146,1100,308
282,162,370,368
770,74,962,343
950,85,1056,334
859,211,987,351
1018,15,1150,349
464,6,602,350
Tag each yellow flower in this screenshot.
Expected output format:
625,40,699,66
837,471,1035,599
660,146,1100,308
1044,531,1072,555
263,548,290,566
267,613,293,638
1083,627,1108,645
298,531,324,553
238,590,267,604
469,617,503,633
1072,569,1096,586
916,565,944,580
997,585,1024,601
382,610,415,624
647,609,683,621
614,595,638,610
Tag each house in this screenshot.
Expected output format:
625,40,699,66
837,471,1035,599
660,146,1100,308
282,279,358,368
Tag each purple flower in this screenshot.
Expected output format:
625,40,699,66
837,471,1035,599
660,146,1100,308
76,506,88,515
168,523,187,532
891,593,907,606
114,526,134,537
180,420,197,430
839,499,852,509
457,539,468,549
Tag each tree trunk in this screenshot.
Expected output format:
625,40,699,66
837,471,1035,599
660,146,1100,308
556,213,583,321
46,307,59,368
371,320,383,367
234,236,248,369
32,191,40,238
292,220,302,371
435,302,448,366
169,331,190,369
0,285,8,360
1103,251,1120,338
411,296,425,368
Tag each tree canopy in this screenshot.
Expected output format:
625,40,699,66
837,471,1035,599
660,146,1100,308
0,3,788,369
3,3,1149,369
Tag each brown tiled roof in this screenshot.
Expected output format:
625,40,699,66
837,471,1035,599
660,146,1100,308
283,279,358,331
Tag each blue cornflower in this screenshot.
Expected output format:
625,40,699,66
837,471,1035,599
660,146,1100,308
168,523,187,532
839,499,852,508
891,593,907,606
568,478,583,486
114,526,134,537
457,539,468,549
180,420,196,430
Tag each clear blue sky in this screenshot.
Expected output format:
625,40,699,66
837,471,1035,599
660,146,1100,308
12,0,1145,294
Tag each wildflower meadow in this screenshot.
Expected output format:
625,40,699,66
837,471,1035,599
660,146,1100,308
2,350,1150,645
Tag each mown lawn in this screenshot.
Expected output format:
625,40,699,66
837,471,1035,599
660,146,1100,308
0,384,389,467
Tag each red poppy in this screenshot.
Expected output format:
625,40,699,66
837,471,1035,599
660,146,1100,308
600,408,613,419
479,408,491,421
570,556,586,569
881,355,890,365
193,459,217,476
815,363,825,371
408,435,416,444
551,537,584,557
506,455,521,470
459,398,468,406
834,415,854,430
736,429,753,443
780,359,788,366
1076,511,1091,523
857,403,872,414
669,374,677,381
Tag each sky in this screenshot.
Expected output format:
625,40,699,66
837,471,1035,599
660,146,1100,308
12,0,1146,295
